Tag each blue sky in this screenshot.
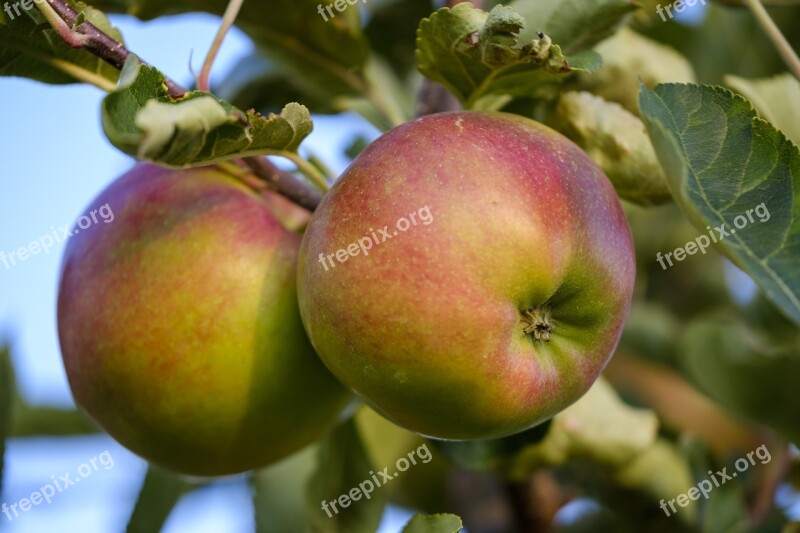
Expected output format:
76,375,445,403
0,13,388,533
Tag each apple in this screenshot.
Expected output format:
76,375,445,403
57,163,350,476
297,111,635,440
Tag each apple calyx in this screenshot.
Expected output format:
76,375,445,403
521,307,554,342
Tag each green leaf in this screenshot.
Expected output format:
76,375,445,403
0,1,121,90
306,419,386,533
679,314,800,445
364,0,435,77
617,302,681,366
416,3,599,109
431,420,550,472
614,439,694,514
402,513,464,533
251,445,318,533
550,91,671,205
0,346,13,494
639,83,800,325
126,465,196,533
509,0,637,54
101,58,313,167
725,73,800,148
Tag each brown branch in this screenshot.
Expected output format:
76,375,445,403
43,0,324,210
243,158,323,212
415,80,461,117
45,0,186,98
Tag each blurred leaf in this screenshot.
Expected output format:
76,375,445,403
0,346,12,494
306,419,386,533
252,445,318,533
552,457,697,532
635,1,800,85
604,354,764,458
345,136,371,160
364,0,435,77
614,439,695,519
241,0,368,103
711,0,800,5
361,56,415,126
510,0,637,53
508,378,659,477
416,3,600,109
432,420,550,472
574,27,696,115
679,314,800,444
355,407,450,513
213,53,337,115
725,73,800,147
402,513,464,533
126,465,196,533
617,302,681,366
0,1,121,89
701,472,747,533
214,54,415,130
640,83,800,325
355,406,425,474
744,291,800,344
101,58,313,167
550,91,671,205
88,0,369,100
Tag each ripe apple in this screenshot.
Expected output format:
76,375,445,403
57,163,350,476
297,111,635,440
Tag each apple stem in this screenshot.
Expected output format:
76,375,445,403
521,307,554,342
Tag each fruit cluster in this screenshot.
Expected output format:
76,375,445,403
58,111,635,475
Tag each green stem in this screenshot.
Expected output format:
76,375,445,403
367,89,405,128
308,154,335,180
197,0,246,92
36,0,88,48
743,0,800,80
272,152,330,192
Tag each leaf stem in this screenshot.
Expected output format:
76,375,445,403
274,152,330,192
197,0,245,92
743,0,800,80
36,0,89,48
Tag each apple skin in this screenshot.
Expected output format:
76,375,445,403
57,163,350,476
297,111,635,440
